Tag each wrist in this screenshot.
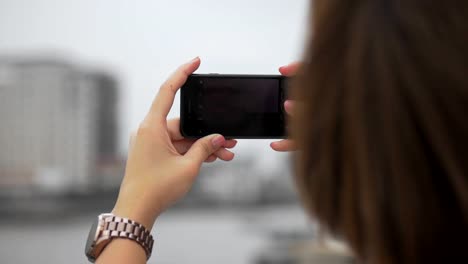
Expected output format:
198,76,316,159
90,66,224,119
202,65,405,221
113,177,169,230
112,198,161,230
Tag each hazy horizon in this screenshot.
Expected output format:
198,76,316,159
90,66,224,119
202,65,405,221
0,0,308,162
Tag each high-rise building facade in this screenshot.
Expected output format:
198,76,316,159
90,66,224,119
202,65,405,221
0,57,120,195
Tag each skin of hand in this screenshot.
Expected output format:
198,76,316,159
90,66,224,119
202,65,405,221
96,59,295,264
270,62,300,152
111,57,237,230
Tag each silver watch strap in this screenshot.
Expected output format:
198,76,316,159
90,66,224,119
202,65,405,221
102,215,154,259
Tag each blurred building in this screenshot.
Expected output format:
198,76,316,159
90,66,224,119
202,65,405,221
0,57,122,197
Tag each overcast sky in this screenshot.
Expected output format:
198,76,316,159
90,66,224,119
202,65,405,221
0,0,308,168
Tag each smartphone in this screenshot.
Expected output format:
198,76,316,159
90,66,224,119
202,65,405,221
180,74,288,139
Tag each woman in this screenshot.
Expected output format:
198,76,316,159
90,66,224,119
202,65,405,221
92,0,468,263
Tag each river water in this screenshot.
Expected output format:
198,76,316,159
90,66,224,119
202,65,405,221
0,205,314,264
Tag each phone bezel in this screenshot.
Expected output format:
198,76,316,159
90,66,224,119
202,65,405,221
180,74,288,139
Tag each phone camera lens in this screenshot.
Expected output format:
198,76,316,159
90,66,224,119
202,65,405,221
199,80,204,85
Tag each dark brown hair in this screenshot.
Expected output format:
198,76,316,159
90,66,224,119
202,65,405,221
293,1,468,263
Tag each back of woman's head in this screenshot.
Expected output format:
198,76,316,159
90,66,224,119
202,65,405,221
292,1,468,263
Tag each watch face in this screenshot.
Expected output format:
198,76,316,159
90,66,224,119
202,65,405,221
85,217,99,260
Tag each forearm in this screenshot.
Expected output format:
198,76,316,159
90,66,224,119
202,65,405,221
89,57,234,263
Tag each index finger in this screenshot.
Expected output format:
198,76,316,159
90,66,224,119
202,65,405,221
146,57,201,124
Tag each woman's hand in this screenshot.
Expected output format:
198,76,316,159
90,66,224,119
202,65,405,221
270,62,300,152
112,57,236,229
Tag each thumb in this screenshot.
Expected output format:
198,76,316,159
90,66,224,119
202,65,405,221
185,134,226,164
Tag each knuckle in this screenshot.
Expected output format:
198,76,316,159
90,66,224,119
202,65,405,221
160,80,176,93
129,130,137,144
159,82,168,93
199,140,212,154
181,159,200,175
206,156,217,163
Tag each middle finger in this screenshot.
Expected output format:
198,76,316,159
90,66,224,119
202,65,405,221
173,138,238,154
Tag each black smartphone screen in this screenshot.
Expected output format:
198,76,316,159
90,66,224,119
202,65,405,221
180,74,287,138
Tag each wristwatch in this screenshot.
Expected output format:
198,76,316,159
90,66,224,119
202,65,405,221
85,213,154,263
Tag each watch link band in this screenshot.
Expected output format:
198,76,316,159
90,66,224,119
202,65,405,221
85,213,154,262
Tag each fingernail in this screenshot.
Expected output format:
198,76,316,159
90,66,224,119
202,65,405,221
212,135,225,148
285,100,294,109
191,56,200,63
